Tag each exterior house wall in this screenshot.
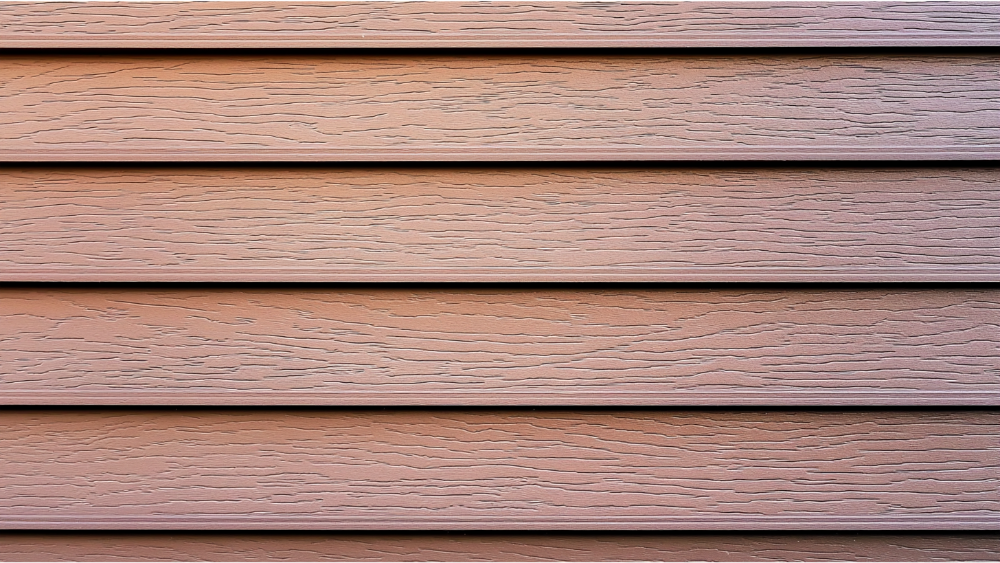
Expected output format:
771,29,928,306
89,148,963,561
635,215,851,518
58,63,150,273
0,2,997,560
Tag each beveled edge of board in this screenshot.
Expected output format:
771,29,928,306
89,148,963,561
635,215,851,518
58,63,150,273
2,515,997,531
2,390,997,407
2,146,998,162
3,267,999,283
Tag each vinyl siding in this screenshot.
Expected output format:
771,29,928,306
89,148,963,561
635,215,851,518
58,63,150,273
0,2,996,560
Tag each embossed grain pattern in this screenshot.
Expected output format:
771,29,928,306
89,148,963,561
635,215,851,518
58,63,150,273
3,54,997,161
1,532,998,561
3,168,999,282
3,288,998,405
3,1,999,48
1,410,997,529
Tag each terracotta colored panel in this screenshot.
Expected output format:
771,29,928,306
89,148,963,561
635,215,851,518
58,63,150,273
3,288,998,405
2,2,998,48
2,55,997,162
0,532,998,561
2,168,998,282
0,410,996,529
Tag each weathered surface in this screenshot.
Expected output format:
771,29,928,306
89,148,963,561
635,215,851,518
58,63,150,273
2,2,998,48
2,168,998,282
3,288,998,405
3,55,997,161
1,410,997,529
0,532,998,561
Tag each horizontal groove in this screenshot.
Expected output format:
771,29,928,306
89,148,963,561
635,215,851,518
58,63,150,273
4,147,998,163
3,161,998,171
3,515,997,531
7,40,1000,50
3,391,997,407
0,531,997,562
5,37,1000,50
4,269,999,283
5,47,999,59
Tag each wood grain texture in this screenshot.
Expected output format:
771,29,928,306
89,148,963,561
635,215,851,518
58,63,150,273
0,410,996,530
3,168,999,283
3,287,998,406
2,54,997,162
2,1,998,48
1,532,998,561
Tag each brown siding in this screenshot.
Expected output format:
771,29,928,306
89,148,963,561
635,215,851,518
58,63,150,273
3,2,996,558
2,1,998,48
1,532,998,562
3,54,998,162
1,410,996,529
2,288,997,405
2,168,998,282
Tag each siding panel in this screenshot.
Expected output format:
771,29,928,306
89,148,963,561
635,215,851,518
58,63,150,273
2,168,998,282
2,0,993,555
3,54,997,161
1,410,997,529
3,1,998,48
1,532,998,562
3,288,997,405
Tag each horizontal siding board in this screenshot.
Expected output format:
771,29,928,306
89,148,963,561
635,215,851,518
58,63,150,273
0,410,996,530
2,287,998,405
2,168,998,282
3,55,997,162
2,1,998,48
1,532,998,561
